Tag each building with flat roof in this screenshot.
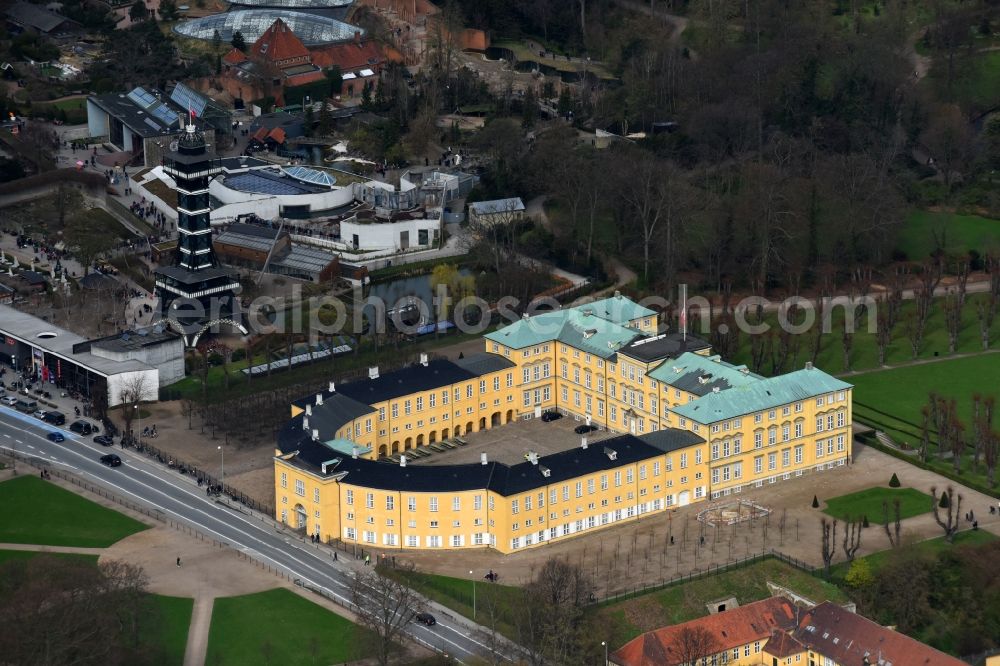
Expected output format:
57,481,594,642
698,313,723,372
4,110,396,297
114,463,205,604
0,305,182,406
274,294,853,552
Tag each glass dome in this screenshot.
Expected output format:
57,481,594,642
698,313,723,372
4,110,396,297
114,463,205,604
229,0,353,7
284,166,336,188
173,10,363,47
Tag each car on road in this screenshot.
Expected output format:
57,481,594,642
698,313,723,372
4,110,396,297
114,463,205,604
574,424,598,434
32,409,48,420
94,435,114,446
44,411,65,425
47,432,65,442
540,411,563,422
99,454,122,467
0,396,16,406
70,420,93,435
415,612,437,626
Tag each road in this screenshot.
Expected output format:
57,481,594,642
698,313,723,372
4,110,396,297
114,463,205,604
0,406,513,665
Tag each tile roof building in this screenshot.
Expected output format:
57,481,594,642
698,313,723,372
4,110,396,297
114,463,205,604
611,599,968,666
274,294,855,553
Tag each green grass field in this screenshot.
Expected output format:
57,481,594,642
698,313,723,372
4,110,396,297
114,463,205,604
850,354,1000,491
0,476,148,547
724,292,1000,376
593,558,848,648
897,210,1000,261
206,589,372,665
829,529,997,580
384,567,523,634
0,548,100,565
148,595,194,666
822,487,933,523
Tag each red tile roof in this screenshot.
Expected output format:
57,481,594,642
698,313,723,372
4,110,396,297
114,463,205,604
267,127,286,144
284,69,326,86
222,48,246,65
251,127,269,143
611,598,798,666
763,630,804,658
310,40,384,71
793,602,967,666
253,18,310,65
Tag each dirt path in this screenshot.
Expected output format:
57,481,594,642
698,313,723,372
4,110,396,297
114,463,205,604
184,596,214,666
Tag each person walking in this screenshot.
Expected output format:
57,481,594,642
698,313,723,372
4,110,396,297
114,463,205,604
176,557,181,567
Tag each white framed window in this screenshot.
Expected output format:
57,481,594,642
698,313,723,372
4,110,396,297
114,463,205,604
294,479,305,497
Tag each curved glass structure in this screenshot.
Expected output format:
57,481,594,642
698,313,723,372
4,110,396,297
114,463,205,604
229,0,352,7
284,166,336,188
173,10,363,47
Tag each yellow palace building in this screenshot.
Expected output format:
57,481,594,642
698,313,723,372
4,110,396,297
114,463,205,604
274,293,853,553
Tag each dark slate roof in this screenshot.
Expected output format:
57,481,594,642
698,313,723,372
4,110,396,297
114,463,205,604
297,393,375,439
277,429,694,496
452,351,516,376
295,355,516,410
19,270,48,285
78,272,118,290
638,429,705,453
619,333,711,363
7,2,72,33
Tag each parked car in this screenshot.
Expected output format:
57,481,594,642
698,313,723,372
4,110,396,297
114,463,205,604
574,424,598,434
0,396,17,406
93,435,113,446
15,400,37,413
415,612,437,626
70,420,93,435
540,411,563,422
32,409,48,420
99,454,122,467
44,411,65,425
47,432,65,442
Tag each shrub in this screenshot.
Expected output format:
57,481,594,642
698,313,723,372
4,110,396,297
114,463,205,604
939,492,950,508
862,515,870,528
812,495,819,508
889,473,901,488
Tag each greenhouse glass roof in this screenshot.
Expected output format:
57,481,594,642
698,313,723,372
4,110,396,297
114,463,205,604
173,9,363,46
284,166,336,187
230,0,353,7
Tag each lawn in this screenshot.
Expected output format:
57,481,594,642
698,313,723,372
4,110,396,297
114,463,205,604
384,567,523,634
0,548,99,565
0,476,148,547
822,487,933,523
828,528,997,581
592,558,848,648
148,595,194,666
897,210,1000,261
206,588,373,665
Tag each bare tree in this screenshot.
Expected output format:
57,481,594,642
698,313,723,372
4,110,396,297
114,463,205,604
919,405,932,462
117,374,151,436
882,499,902,547
875,306,893,366
820,517,837,577
942,289,963,354
930,486,963,543
513,558,594,666
842,518,863,561
350,566,421,666
976,255,1000,350
674,625,720,666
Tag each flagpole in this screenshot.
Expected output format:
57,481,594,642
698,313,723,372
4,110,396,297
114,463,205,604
681,284,687,342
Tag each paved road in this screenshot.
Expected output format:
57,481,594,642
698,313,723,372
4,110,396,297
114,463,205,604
0,406,513,664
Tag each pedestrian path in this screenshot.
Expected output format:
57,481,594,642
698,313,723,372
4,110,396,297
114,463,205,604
183,596,214,666
0,542,106,555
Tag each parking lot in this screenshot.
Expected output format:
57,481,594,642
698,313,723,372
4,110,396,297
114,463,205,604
413,410,620,467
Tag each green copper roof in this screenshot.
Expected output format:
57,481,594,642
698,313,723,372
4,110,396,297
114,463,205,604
485,296,650,357
575,294,656,324
648,352,762,396
672,366,853,424
485,307,642,359
323,438,373,457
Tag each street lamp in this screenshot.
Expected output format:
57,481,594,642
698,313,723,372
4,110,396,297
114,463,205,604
601,641,608,665
470,570,476,619
218,444,225,490
134,404,140,443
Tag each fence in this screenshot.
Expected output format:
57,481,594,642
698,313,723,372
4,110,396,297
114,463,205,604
596,549,819,606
